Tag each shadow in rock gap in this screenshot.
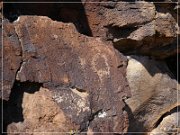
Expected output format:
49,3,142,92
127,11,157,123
3,0,92,36
1,100,8,135
165,54,179,83
154,106,180,129
123,101,146,135
105,25,139,41
123,104,180,135
2,81,42,133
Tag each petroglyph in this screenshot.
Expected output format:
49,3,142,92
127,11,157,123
91,53,110,82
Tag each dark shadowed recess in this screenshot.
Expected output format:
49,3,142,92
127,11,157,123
165,53,179,82
154,2,178,23
3,0,92,36
105,25,138,41
122,101,145,135
2,81,42,133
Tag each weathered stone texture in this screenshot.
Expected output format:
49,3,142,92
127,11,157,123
7,87,79,134
150,111,180,135
0,2,2,99
2,1,179,134
4,16,130,133
2,20,22,100
126,56,179,132
83,1,179,58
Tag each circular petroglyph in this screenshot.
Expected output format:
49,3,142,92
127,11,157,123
91,53,110,82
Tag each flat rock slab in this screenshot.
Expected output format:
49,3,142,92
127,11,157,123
3,16,130,133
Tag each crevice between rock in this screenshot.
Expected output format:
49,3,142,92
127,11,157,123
154,106,180,129
165,54,179,82
2,81,42,133
3,1,93,37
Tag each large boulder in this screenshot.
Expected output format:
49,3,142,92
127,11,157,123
2,1,179,134
3,1,179,58
3,16,130,133
6,86,79,134
125,55,179,132
83,0,179,59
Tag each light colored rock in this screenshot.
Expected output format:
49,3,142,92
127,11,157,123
155,12,178,37
126,55,179,132
150,111,180,135
7,87,79,134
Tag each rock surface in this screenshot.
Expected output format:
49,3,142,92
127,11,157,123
3,1,179,59
0,2,2,99
125,56,179,132
2,1,179,134
150,110,180,135
3,16,130,133
2,19,22,100
83,0,179,59
7,87,79,134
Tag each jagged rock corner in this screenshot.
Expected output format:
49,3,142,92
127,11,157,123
1,0,180,135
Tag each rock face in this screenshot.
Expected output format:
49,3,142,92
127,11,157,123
7,87,79,134
84,1,156,37
0,2,2,100
125,56,179,132
3,16,130,133
2,19,22,100
2,1,179,135
150,110,180,135
83,1,179,59
3,1,179,59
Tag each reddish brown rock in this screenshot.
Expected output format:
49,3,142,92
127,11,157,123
3,1,179,58
113,12,178,59
0,2,2,18
7,87,79,134
83,1,179,59
0,2,2,99
2,1,179,134
4,16,130,133
2,19,22,100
